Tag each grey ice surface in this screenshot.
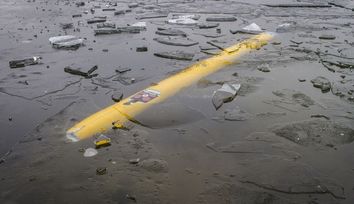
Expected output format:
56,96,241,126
0,0,354,203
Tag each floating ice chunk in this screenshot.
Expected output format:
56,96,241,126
242,23,262,32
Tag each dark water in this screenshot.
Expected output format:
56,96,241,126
0,0,354,203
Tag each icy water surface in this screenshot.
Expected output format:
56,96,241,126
0,0,354,203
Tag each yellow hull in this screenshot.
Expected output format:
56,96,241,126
66,32,274,142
